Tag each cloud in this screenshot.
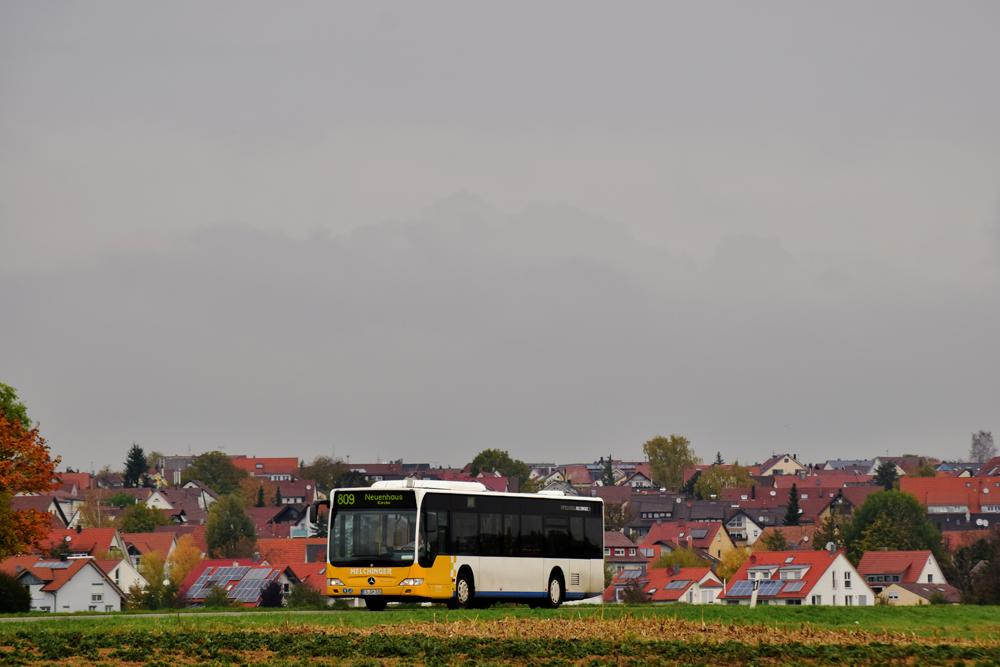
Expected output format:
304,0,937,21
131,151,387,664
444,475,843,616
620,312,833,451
2,196,997,471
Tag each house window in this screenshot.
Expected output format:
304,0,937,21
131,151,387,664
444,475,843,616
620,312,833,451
39,606,50,612
256,463,263,469
786,599,802,605
89,606,97,612
105,605,113,612
832,595,836,606
927,574,933,583
92,594,103,602
845,595,853,606
629,548,636,556
604,548,610,556
844,571,851,589
831,571,837,589
615,548,625,556
888,591,898,600
892,575,900,582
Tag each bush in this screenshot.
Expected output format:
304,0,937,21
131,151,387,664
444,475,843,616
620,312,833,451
928,590,950,605
621,580,648,604
0,571,31,613
259,579,284,608
286,583,328,609
202,585,232,608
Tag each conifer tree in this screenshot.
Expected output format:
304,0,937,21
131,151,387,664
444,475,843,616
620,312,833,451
255,484,265,507
123,442,147,488
783,483,800,526
601,455,615,487
273,486,282,507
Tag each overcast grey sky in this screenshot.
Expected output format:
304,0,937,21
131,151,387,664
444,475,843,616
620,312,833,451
1,2,998,473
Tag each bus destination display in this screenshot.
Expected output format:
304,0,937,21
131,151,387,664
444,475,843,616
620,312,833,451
335,490,417,509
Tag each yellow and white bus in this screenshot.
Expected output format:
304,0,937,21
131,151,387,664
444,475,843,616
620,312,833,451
324,480,605,611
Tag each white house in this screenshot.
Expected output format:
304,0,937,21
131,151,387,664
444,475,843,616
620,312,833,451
6,556,127,613
720,549,875,606
857,550,947,594
96,558,148,595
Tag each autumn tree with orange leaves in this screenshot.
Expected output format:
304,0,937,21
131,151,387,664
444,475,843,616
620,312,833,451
0,385,61,560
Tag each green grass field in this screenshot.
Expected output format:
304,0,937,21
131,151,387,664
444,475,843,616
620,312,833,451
1,605,998,666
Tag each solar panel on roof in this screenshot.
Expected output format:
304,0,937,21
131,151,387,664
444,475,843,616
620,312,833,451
231,566,250,579
758,581,784,597
726,580,754,597
36,561,73,569
782,581,806,593
689,529,708,539
664,580,691,590
243,569,271,580
618,570,643,580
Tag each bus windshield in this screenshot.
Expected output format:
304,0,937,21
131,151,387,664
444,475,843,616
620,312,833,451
329,508,417,567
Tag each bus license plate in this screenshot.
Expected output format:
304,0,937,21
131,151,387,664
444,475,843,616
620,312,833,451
361,589,381,595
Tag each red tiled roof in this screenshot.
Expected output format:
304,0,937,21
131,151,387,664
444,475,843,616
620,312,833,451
123,532,176,557
976,457,1000,477
36,528,119,556
59,472,91,490
604,532,636,548
230,457,299,476
283,562,328,590
642,521,723,551
900,477,1000,514
857,551,933,583
603,566,720,602
563,465,594,485
256,538,307,564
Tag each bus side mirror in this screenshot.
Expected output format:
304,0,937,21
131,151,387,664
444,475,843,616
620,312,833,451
425,512,437,533
310,500,329,523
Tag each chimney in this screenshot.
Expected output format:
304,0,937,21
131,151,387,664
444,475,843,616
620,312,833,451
751,486,756,500
674,563,680,576
881,547,888,551
76,525,82,534
829,543,835,555
60,553,68,562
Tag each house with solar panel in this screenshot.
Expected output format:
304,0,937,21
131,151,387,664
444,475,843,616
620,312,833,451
179,559,282,607
603,565,723,604
720,549,874,606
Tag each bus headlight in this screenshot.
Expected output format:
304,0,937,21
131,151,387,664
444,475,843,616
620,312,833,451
328,578,345,586
398,578,423,586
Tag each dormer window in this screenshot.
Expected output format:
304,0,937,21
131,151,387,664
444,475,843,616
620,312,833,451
256,463,263,469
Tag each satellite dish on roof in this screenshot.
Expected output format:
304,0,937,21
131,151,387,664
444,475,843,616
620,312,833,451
64,535,71,542
759,516,765,523
306,485,311,490
675,497,682,503
770,491,776,497
825,542,836,550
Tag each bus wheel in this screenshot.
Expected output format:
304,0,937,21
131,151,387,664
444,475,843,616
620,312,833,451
452,571,475,610
544,574,563,609
365,597,387,612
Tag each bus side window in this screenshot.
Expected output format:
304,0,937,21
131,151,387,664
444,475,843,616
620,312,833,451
585,515,603,559
436,511,449,556
452,511,478,555
521,514,543,557
503,512,519,557
480,512,502,557
569,516,585,559
544,515,569,558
